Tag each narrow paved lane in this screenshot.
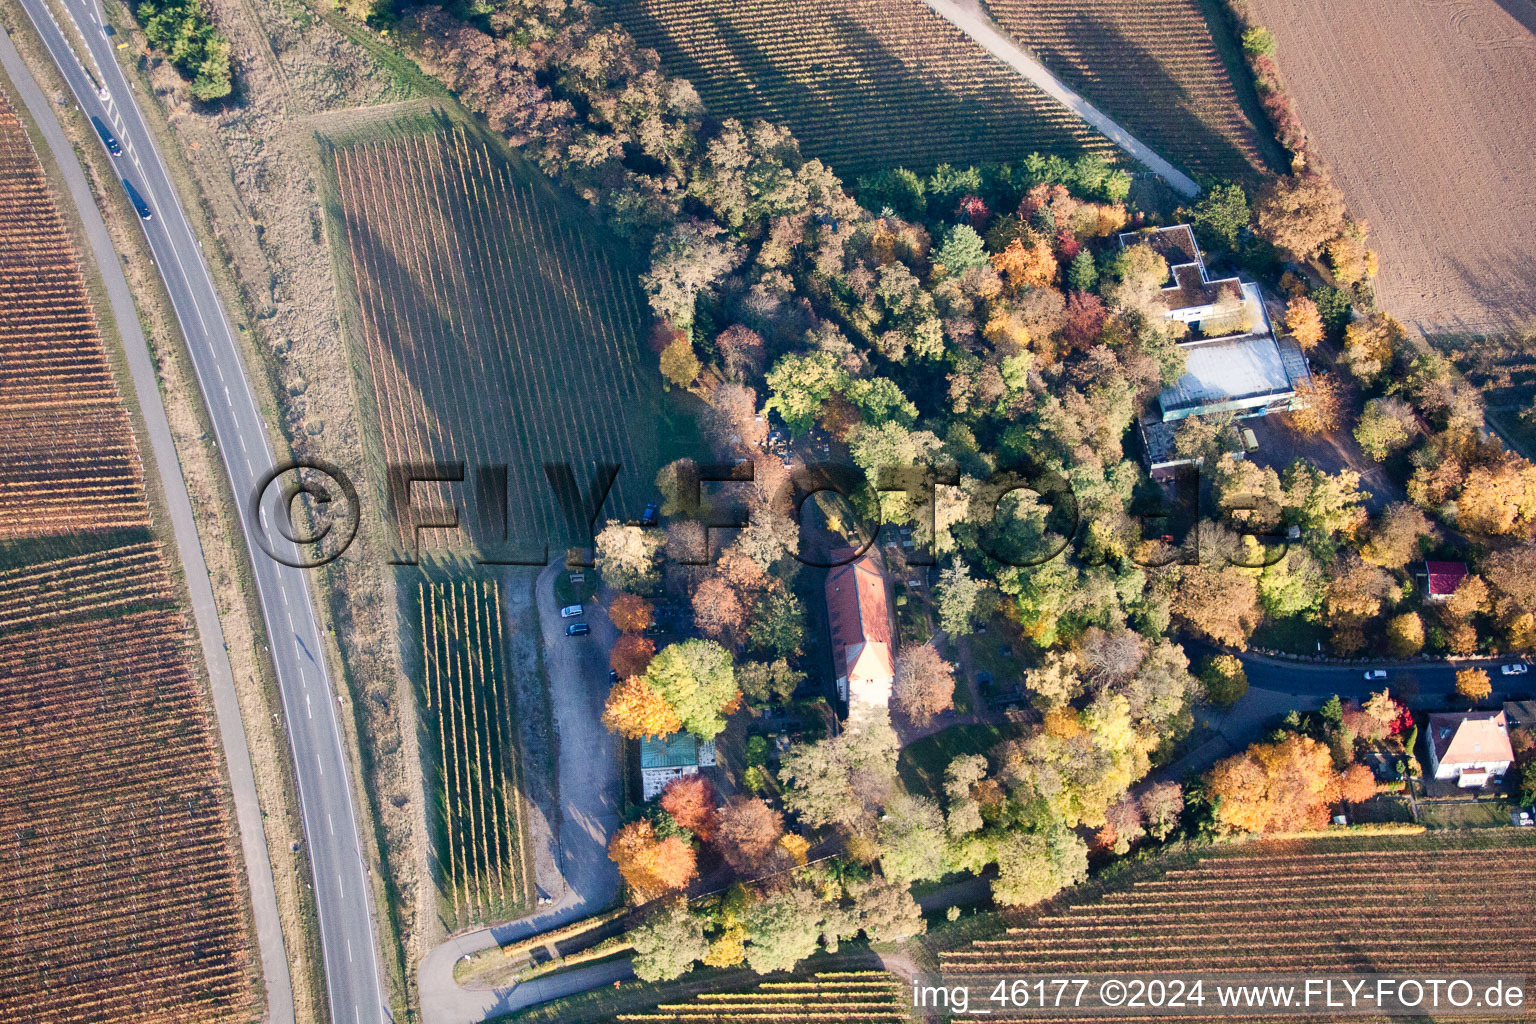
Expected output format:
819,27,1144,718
9,3,390,1020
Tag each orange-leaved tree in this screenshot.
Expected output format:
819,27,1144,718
602,675,680,739
1454,667,1492,703
660,774,719,841
608,819,697,903
610,634,657,679
1206,733,1341,834
610,593,655,633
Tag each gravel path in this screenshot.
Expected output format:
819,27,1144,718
919,0,1201,197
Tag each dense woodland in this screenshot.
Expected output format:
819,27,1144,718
387,0,1536,983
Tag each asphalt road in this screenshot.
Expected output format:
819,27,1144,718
11,2,388,1020
0,23,296,1022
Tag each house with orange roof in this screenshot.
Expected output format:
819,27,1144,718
1426,710,1514,787
825,546,896,715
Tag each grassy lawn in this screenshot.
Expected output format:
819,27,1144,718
1250,614,1329,655
1417,798,1515,829
899,722,1024,801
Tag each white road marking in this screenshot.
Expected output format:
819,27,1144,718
346,938,353,963
328,814,335,836
316,753,324,778
305,693,311,719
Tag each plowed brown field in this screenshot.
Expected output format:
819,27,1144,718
1247,0,1536,346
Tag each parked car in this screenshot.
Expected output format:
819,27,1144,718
91,116,121,156
641,503,660,527
565,623,590,637
1241,427,1259,453
1364,669,1388,681
609,669,618,683
560,604,583,618
1501,663,1529,676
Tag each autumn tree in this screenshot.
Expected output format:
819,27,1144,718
691,577,746,644
1455,459,1536,537
1254,173,1347,260
715,796,785,873
630,899,709,981
610,634,657,679
1339,764,1377,804
603,676,681,740
643,639,739,739
1455,667,1492,703
1205,733,1341,833
1172,565,1261,647
1097,794,1146,854
1354,397,1418,462
595,521,666,593
1385,612,1425,657
609,593,654,633
660,774,719,841
609,819,697,902
1341,312,1405,384
1361,503,1433,570
716,324,766,382
660,336,702,388
1283,295,1324,351
1139,781,1185,840
1290,373,1344,436
892,644,957,726
1200,654,1249,709
641,218,745,329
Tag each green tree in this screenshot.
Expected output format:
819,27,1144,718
643,640,738,739
933,224,989,276
741,884,825,974
934,564,985,636
988,826,1089,907
779,715,900,831
736,658,805,704
746,586,804,659
1242,26,1277,56
765,351,841,433
844,876,925,944
875,792,949,883
1355,398,1417,462
1188,180,1250,249
630,900,709,981
1066,249,1098,291
858,167,926,219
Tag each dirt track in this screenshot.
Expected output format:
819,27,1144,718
1250,0,1536,338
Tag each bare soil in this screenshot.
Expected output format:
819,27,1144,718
1248,0,1536,344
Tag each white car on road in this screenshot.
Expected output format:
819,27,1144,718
560,604,583,618
1501,663,1529,676
1363,669,1387,681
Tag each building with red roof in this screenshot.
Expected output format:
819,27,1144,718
1426,710,1514,787
826,546,896,715
1423,561,1469,602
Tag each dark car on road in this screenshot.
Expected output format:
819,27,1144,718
641,503,660,527
92,116,121,156
121,179,152,220
565,622,590,637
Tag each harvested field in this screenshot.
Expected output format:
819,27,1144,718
1246,0,1536,354
413,577,531,929
600,0,1119,176
941,831,1536,1021
616,970,907,1023
323,126,667,555
0,91,146,541
981,0,1270,179
0,551,256,1024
